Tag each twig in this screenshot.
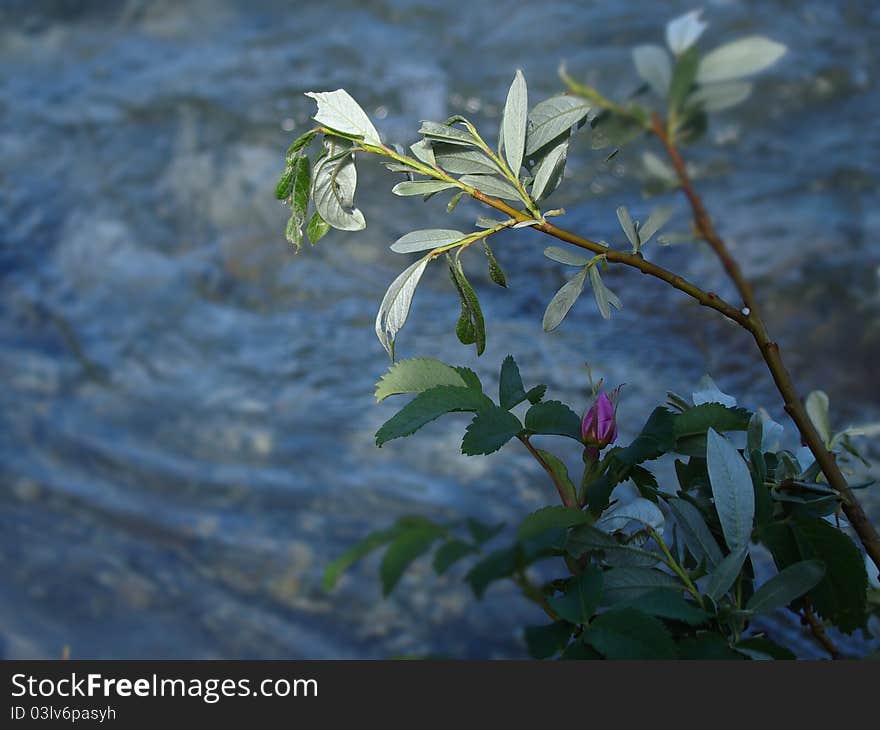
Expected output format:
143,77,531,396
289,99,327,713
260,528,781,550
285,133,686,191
650,114,759,315
517,434,577,508
469,190,750,328
802,602,840,660
648,114,880,577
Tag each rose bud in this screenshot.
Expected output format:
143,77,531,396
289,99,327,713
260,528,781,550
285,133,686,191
581,391,617,449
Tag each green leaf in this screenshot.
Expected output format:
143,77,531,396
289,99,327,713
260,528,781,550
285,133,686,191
745,560,825,614
526,95,590,156
466,518,505,545
530,139,568,202
543,267,588,331
454,366,482,391
696,36,787,84
459,174,523,202
525,384,547,404
305,89,381,144
432,539,476,575
595,498,664,534
665,9,708,55
705,547,748,601
375,256,431,358
499,355,526,409
689,81,753,112
547,566,603,625
566,524,661,565
448,256,486,356
615,589,709,626
517,506,590,547
390,229,465,254
516,505,592,556
678,633,742,660
535,450,578,507
668,47,700,113
418,120,479,147
524,621,572,659
292,155,310,216
375,385,490,446
759,521,801,570
735,637,796,661
374,358,471,402
560,640,602,660
633,44,672,97
285,213,303,251
706,428,755,552
692,374,738,408
805,390,832,446
642,151,678,185
275,166,295,200
484,241,507,287
637,206,673,245
616,206,639,251
312,138,366,231
475,215,507,229
447,190,465,213
391,180,458,197
524,400,582,440
323,526,401,591
500,69,528,175
380,523,445,595
611,407,676,467
792,517,867,633
285,129,317,161
588,266,621,320
601,567,682,603
306,210,331,245
584,608,676,659
433,144,500,175
668,498,723,568
583,475,616,516
409,138,435,166
747,412,764,458
465,545,519,598
461,406,523,455
544,246,590,267
673,403,751,440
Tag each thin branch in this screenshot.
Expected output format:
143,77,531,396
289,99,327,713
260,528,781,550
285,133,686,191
650,114,759,314
469,189,750,328
647,116,880,577
802,602,840,660
650,529,705,609
517,434,577,508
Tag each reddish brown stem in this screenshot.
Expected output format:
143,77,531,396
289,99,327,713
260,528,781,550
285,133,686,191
651,114,759,315
803,602,840,660
648,114,880,578
518,434,577,508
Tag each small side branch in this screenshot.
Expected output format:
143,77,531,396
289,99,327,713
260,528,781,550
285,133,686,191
647,114,880,577
469,189,750,328
802,602,840,660
650,114,758,316
518,434,577,509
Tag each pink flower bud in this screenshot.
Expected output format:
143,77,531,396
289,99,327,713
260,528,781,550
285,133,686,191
581,391,617,448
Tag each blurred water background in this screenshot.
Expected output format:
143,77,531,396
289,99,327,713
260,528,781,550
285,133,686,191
1,0,878,658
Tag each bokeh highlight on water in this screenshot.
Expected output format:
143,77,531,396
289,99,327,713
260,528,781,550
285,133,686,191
1,0,878,658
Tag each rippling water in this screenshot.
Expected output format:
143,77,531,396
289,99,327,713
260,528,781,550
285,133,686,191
1,0,878,658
